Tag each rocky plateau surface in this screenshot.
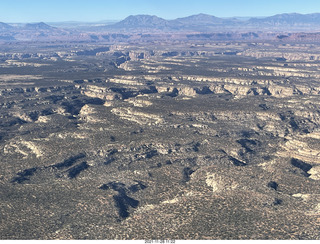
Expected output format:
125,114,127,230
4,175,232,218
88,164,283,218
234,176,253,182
1,41,320,240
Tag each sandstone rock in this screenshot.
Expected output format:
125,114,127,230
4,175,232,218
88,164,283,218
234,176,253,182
111,107,163,125
308,166,320,180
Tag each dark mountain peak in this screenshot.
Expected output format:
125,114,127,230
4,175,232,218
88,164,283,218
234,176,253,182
172,13,233,27
177,13,222,22
185,13,214,18
125,14,164,20
24,22,55,30
113,14,168,28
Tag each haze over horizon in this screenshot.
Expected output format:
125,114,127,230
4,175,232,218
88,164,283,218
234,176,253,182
1,0,320,23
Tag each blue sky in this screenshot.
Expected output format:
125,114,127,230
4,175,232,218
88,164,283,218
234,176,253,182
1,0,320,22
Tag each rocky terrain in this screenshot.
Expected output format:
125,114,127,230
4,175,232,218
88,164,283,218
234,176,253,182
1,39,320,240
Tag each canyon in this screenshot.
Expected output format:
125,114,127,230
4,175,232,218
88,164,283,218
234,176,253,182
1,17,320,239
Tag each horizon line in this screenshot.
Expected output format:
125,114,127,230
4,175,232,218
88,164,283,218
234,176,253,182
3,12,320,24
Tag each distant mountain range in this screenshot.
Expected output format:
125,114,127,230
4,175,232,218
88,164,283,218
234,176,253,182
2,13,320,42
23,22,57,30
0,22,13,30
249,13,320,26
103,13,320,31
112,15,168,29
2,13,320,32
0,22,53,31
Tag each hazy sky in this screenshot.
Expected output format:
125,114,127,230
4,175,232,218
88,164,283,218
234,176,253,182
1,0,320,22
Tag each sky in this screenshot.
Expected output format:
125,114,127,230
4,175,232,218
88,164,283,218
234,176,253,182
1,0,320,23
